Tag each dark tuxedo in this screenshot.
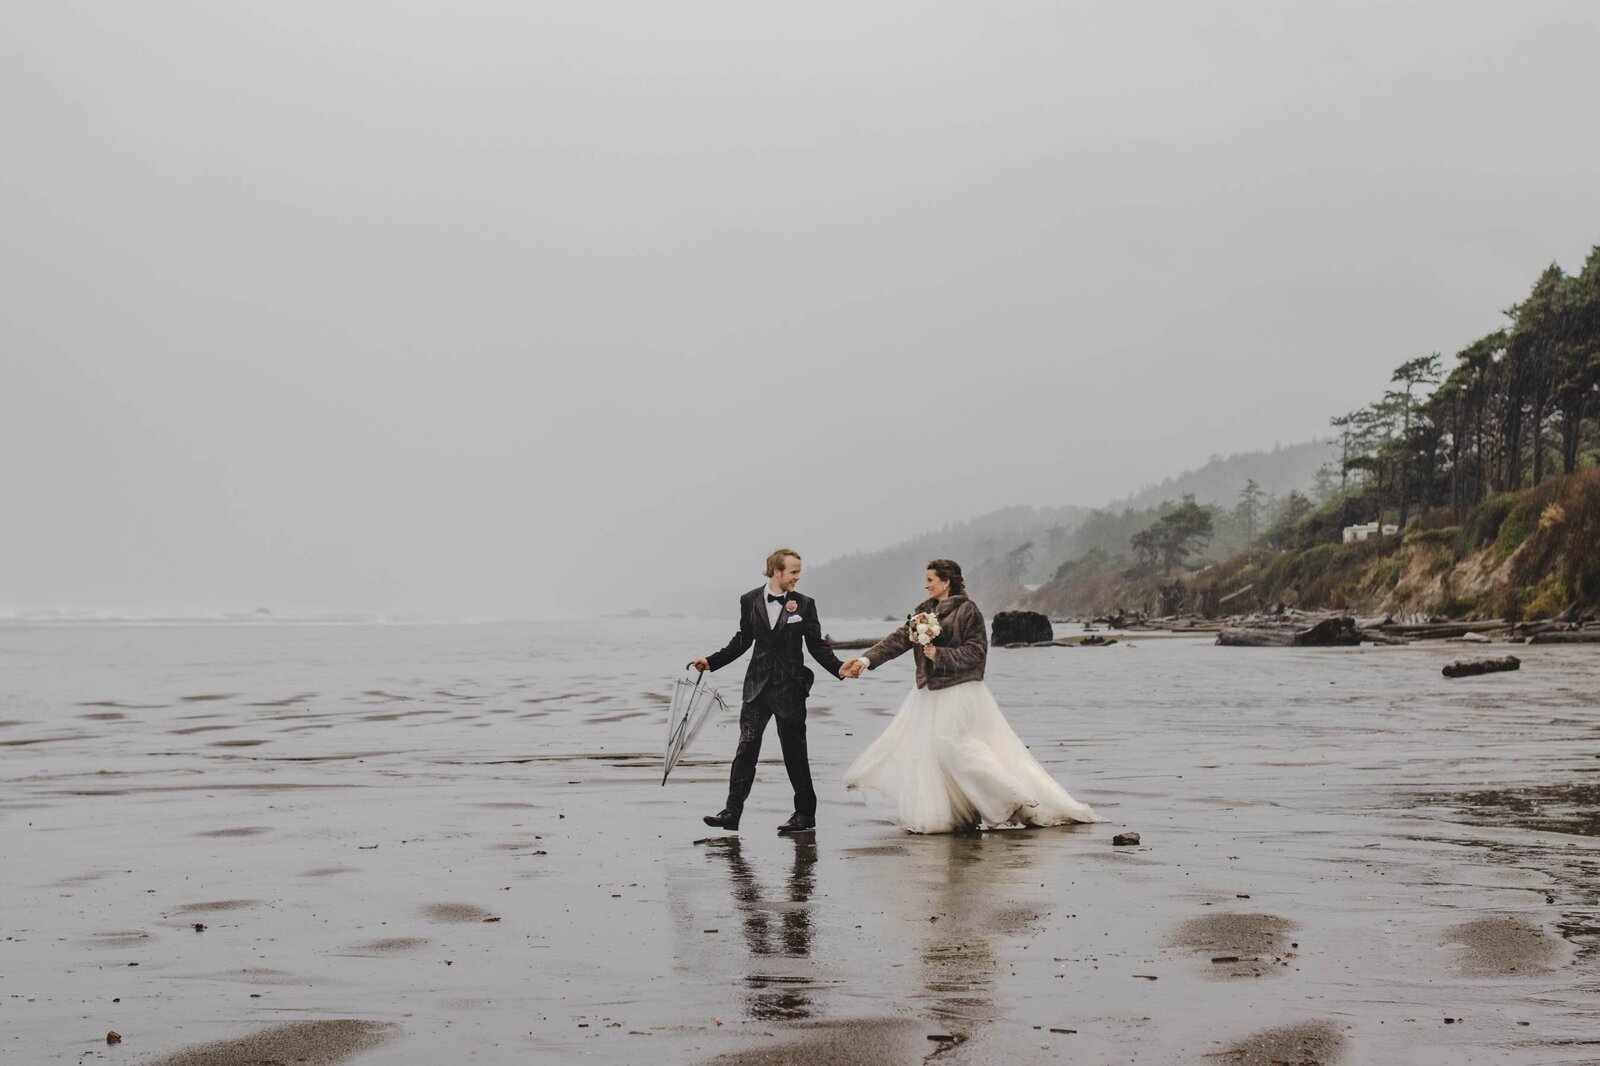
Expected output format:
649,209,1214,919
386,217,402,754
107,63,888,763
706,587,845,818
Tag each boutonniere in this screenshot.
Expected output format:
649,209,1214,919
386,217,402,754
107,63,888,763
785,600,798,613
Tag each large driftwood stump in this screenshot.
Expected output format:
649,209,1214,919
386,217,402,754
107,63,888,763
992,611,1053,646
1217,616,1361,648
1442,655,1521,678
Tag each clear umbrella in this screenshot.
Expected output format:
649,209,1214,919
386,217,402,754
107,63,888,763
661,668,729,785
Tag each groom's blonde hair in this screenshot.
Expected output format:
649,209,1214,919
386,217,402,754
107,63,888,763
765,548,801,576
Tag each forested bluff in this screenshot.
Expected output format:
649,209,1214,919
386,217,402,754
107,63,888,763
810,244,1600,624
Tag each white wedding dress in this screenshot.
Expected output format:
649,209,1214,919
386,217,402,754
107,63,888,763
844,679,1099,834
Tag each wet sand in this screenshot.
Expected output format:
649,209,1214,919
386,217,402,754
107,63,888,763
2,619,1599,1064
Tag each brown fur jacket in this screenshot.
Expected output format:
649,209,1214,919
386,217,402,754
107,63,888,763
861,594,987,690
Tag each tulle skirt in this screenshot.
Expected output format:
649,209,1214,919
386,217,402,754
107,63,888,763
843,680,1099,834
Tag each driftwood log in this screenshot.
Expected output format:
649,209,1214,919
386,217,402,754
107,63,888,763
1217,627,1296,647
1358,629,1415,645
1527,631,1600,645
1217,616,1361,648
1216,583,1256,606
1375,621,1509,639
1443,655,1521,678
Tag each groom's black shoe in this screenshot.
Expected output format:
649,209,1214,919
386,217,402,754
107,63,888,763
703,809,740,832
776,813,815,835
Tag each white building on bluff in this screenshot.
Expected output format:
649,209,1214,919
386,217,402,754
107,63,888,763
1342,521,1399,543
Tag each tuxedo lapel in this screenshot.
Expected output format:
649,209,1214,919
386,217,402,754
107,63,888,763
748,589,768,639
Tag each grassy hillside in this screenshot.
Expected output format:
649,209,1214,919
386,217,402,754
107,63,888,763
1023,466,1600,621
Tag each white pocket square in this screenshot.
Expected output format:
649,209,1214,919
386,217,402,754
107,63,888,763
786,615,803,624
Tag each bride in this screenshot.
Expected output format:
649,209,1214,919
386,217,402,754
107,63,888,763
841,559,1099,834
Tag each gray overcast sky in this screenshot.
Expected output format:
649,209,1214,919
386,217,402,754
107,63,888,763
3,2,1598,618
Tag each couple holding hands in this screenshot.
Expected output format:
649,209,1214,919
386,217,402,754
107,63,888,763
690,548,1097,836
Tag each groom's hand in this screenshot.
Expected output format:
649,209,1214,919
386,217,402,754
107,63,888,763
689,658,710,672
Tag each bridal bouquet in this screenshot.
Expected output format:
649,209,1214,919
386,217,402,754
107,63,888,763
906,611,941,646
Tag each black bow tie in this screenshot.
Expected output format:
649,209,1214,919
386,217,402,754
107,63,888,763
767,594,786,604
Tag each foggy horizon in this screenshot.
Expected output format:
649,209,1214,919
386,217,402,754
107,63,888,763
5,3,1598,620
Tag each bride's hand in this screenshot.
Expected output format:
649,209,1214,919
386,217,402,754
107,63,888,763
922,644,938,661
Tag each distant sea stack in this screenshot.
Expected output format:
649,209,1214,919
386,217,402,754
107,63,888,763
992,611,1053,646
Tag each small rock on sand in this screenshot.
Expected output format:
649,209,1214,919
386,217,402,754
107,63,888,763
1112,832,1140,846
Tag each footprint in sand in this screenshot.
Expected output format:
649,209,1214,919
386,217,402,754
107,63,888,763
1217,1019,1345,1065
210,967,312,986
1445,915,1561,976
85,930,153,949
1170,911,1296,978
421,902,496,923
141,1019,395,1066
175,899,260,914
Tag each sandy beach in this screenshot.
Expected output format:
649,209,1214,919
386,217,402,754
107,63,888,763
3,618,1598,1064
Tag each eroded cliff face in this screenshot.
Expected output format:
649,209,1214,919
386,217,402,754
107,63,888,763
1368,539,1535,619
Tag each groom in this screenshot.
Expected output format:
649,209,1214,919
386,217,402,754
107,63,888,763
690,548,846,834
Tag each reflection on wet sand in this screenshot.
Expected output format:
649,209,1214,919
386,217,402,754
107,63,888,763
704,830,1051,1041
854,828,1061,1051
705,835,819,1020
909,833,1018,1037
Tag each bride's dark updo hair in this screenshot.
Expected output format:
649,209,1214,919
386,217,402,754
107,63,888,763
926,559,965,596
